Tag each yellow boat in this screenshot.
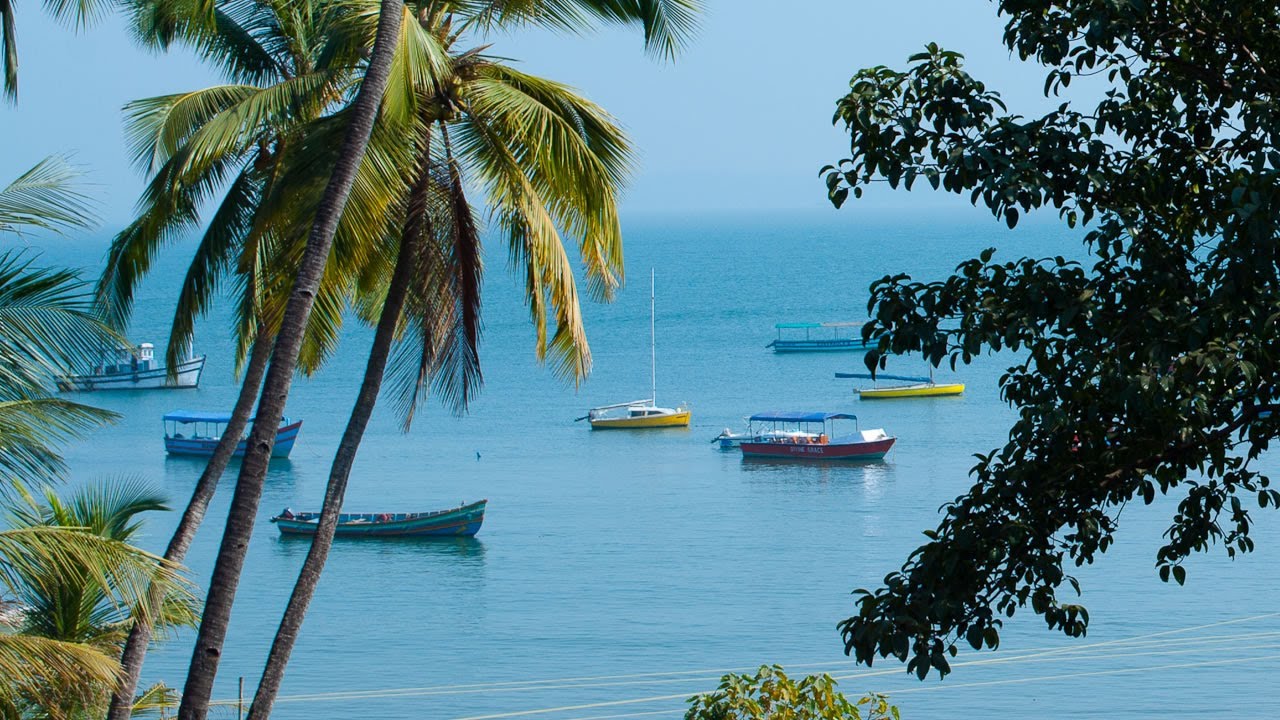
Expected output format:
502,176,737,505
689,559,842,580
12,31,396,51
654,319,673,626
586,401,691,429
857,382,965,399
837,369,965,399
578,270,691,430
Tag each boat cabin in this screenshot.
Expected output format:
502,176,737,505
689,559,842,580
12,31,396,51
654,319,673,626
162,410,293,441
91,343,155,375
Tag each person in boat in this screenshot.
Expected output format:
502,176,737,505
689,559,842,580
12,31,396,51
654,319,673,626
280,507,295,520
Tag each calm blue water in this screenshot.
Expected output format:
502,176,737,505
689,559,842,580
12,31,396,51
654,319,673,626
36,209,1280,718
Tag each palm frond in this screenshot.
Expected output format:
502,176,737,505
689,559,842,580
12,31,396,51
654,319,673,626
10,478,170,541
0,633,119,713
167,71,336,181
41,0,113,29
166,165,262,370
96,134,246,330
0,156,97,236
464,63,630,301
453,103,597,383
2,0,17,102
0,399,117,493
123,85,260,174
459,0,699,60
131,682,179,719
0,526,182,623
0,252,123,394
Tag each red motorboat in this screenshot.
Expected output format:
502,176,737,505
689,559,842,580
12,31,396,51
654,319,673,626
738,411,895,461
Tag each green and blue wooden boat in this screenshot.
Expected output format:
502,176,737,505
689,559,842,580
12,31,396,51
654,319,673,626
767,322,869,353
271,499,487,538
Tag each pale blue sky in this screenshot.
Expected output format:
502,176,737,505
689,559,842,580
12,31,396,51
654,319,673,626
2,1,1052,225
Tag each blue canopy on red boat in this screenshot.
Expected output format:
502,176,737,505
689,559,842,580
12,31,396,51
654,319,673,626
748,411,856,423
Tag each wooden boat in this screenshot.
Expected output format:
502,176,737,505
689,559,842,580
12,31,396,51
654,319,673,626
163,410,302,458
738,412,895,461
580,270,690,429
271,500,487,538
836,369,965,399
57,343,205,391
767,322,869,353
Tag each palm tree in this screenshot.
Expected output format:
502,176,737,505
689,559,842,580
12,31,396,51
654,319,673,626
92,2,696,717
0,482,192,719
246,3,692,716
100,2,415,711
174,2,408,717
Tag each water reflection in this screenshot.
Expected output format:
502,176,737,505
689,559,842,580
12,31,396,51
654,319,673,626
739,455,895,487
272,534,488,566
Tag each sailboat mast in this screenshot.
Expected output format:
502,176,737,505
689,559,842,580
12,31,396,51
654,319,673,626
650,269,657,403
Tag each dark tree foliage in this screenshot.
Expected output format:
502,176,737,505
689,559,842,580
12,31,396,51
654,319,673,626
823,1,1280,680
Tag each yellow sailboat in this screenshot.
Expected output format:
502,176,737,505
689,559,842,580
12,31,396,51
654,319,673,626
836,368,965,399
578,271,690,429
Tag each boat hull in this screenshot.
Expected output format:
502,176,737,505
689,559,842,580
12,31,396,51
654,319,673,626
590,411,691,429
768,341,869,354
858,383,965,399
164,420,302,459
58,356,206,391
274,500,487,537
740,437,895,460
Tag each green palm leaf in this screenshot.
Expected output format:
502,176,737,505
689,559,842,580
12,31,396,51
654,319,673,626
0,156,97,235
0,399,116,492
0,632,119,717
2,0,16,100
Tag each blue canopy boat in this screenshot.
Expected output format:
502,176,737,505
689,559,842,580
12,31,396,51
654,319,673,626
767,322,869,353
737,411,895,460
163,410,301,458
271,500,487,537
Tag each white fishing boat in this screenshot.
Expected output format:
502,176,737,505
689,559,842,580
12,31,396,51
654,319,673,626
57,343,205,392
578,270,690,429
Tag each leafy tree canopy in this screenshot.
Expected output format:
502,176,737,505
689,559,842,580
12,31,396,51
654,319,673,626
824,0,1280,680
685,665,898,720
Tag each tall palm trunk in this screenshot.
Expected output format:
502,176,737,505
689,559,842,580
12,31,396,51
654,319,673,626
245,124,433,720
106,331,274,720
175,3,406,718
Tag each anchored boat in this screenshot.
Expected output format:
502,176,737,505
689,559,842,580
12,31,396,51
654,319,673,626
767,322,868,353
57,343,205,391
580,270,689,429
163,410,302,458
738,412,895,461
271,500,487,538
836,368,965,399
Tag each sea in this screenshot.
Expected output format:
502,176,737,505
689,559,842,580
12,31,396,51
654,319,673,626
31,208,1280,719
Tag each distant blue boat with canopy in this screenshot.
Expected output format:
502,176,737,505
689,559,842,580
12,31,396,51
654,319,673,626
162,410,302,458
767,322,869,353
271,500,487,538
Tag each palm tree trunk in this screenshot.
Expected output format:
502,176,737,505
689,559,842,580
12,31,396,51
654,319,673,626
245,123,433,720
175,3,406,718
106,329,273,720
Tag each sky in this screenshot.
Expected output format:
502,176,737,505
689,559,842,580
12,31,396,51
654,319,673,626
1,1,1056,226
